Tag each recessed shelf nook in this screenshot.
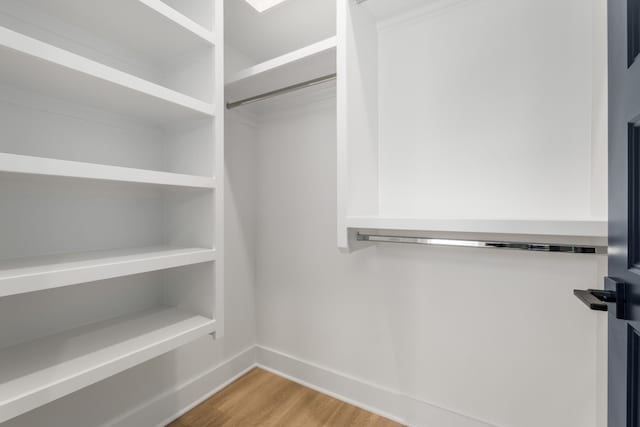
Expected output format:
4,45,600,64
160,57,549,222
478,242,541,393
337,0,607,248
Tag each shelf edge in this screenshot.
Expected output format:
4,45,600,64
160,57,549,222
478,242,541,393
0,153,216,189
225,36,337,85
0,248,217,298
0,310,216,423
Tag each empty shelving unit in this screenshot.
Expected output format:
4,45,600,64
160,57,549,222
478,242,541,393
225,36,336,108
224,0,336,109
0,0,224,423
337,0,607,250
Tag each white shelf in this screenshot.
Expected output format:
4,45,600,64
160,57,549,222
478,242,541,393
346,217,608,238
0,307,216,423
0,0,223,421
0,153,216,189
225,37,337,102
0,247,216,298
0,26,215,123
31,0,215,62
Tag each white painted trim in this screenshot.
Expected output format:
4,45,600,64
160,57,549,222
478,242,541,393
255,345,403,423
256,345,499,427
108,346,257,427
108,344,500,427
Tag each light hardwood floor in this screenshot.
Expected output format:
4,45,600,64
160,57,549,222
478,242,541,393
167,368,404,427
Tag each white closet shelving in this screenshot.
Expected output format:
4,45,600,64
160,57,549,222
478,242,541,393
0,247,216,298
0,0,224,422
0,307,215,424
347,217,608,239
226,36,336,103
0,153,216,189
0,27,214,123
224,0,336,107
28,0,216,59
337,0,608,248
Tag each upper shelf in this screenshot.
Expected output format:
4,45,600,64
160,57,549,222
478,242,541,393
346,217,608,238
0,307,216,423
225,0,335,64
0,153,216,189
225,37,337,103
0,26,215,123
24,0,215,62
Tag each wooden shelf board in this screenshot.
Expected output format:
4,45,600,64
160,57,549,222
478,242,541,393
346,217,608,238
0,246,216,298
0,26,214,123
0,153,216,189
225,37,336,102
31,0,215,62
0,307,216,423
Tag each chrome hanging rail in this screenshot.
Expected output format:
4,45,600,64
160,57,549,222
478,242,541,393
226,73,337,110
356,233,607,254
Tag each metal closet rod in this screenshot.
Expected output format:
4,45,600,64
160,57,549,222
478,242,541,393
226,73,337,110
356,233,608,255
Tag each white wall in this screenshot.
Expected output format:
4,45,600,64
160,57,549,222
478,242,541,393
2,111,258,427
2,92,605,427
1,5,608,424
255,97,607,427
376,0,606,221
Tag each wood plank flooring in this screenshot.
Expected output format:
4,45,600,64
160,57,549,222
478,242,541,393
167,368,404,427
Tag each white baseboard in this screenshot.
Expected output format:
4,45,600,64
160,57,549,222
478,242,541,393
108,344,498,427
109,346,257,427
255,345,498,427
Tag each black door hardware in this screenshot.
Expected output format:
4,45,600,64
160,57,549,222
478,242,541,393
573,289,616,311
574,277,627,319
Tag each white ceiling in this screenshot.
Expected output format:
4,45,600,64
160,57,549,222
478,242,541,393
225,0,336,63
